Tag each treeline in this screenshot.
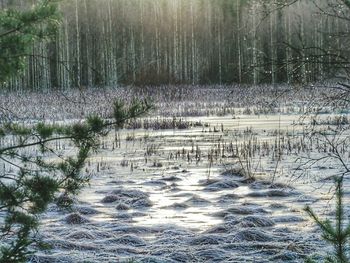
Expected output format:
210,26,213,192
2,0,348,90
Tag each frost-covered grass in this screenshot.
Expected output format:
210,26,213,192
0,84,338,122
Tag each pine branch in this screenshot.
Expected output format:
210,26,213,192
305,176,350,262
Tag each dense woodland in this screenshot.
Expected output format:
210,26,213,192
1,0,349,90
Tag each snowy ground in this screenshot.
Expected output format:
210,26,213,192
1,85,348,262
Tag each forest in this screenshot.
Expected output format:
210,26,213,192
1,0,350,263
1,0,348,90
